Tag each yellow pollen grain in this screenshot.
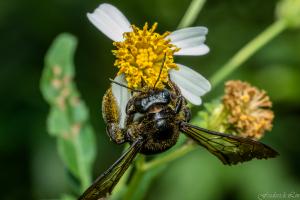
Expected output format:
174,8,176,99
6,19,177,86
240,115,248,121
112,22,180,89
241,94,250,103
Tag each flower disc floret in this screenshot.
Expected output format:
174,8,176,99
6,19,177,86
113,23,180,89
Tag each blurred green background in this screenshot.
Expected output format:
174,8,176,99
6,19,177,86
1,0,300,199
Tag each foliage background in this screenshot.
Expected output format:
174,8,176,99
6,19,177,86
1,0,300,199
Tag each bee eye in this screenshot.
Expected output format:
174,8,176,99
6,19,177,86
162,89,171,101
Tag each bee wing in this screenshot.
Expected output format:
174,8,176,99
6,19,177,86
180,122,279,165
79,138,144,200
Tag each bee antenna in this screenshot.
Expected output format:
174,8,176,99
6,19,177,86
153,53,167,89
109,78,142,93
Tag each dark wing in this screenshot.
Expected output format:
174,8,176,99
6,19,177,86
180,122,279,165
79,138,144,200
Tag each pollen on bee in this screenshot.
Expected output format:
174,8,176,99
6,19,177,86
112,22,180,90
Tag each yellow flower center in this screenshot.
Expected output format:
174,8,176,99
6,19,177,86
112,22,180,89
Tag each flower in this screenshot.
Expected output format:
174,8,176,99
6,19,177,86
87,3,211,127
223,80,274,139
194,80,274,140
113,22,179,90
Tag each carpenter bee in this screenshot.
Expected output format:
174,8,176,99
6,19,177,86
79,67,278,200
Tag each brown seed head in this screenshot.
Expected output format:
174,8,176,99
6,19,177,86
223,80,274,139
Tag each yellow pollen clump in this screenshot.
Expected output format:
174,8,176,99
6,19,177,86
241,94,250,103
223,80,274,139
112,22,180,89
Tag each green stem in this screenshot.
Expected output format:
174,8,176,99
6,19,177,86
142,144,197,171
123,169,144,200
177,0,206,29
123,156,145,200
210,19,287,87
109,144,131,200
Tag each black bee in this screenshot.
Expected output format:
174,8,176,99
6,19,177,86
79,58,278,200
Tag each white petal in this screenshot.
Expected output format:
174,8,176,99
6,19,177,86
167,27,209,56
87,3,132,41
174,44,209,56
178,86,202,105
172,36,206,48
111,74,131,128
169,64,211,105
168,27,208,42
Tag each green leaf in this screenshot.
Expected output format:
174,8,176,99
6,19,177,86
57,124,96,191
47,107,70,136
40,33,77,104
78,124,96,169
71,100,89,123
41,33,97,193
45,33,76,77
192,100,229,132
58,137,80,179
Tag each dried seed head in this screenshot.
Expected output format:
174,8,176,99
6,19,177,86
223,80,274,139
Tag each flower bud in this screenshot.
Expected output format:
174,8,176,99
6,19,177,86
276,0,300,28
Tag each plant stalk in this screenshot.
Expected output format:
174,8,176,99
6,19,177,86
210,19,287,87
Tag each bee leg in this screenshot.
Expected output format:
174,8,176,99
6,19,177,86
125,97,138,115
102,88,127,144
175,96,183,114
126,124,142,143
170,80,191,122
106,123,127,144
168,79,181,96
106,108,137,145
174,93,191,122
183,107,191,122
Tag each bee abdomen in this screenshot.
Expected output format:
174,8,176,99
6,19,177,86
140,124,180,155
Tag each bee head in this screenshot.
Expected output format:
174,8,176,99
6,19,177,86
133,89,171,113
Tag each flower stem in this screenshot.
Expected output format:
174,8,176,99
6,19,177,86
210,19,287,87
177,0,206,29
142,144,197,171
123,156,145,200
123,169,144,200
